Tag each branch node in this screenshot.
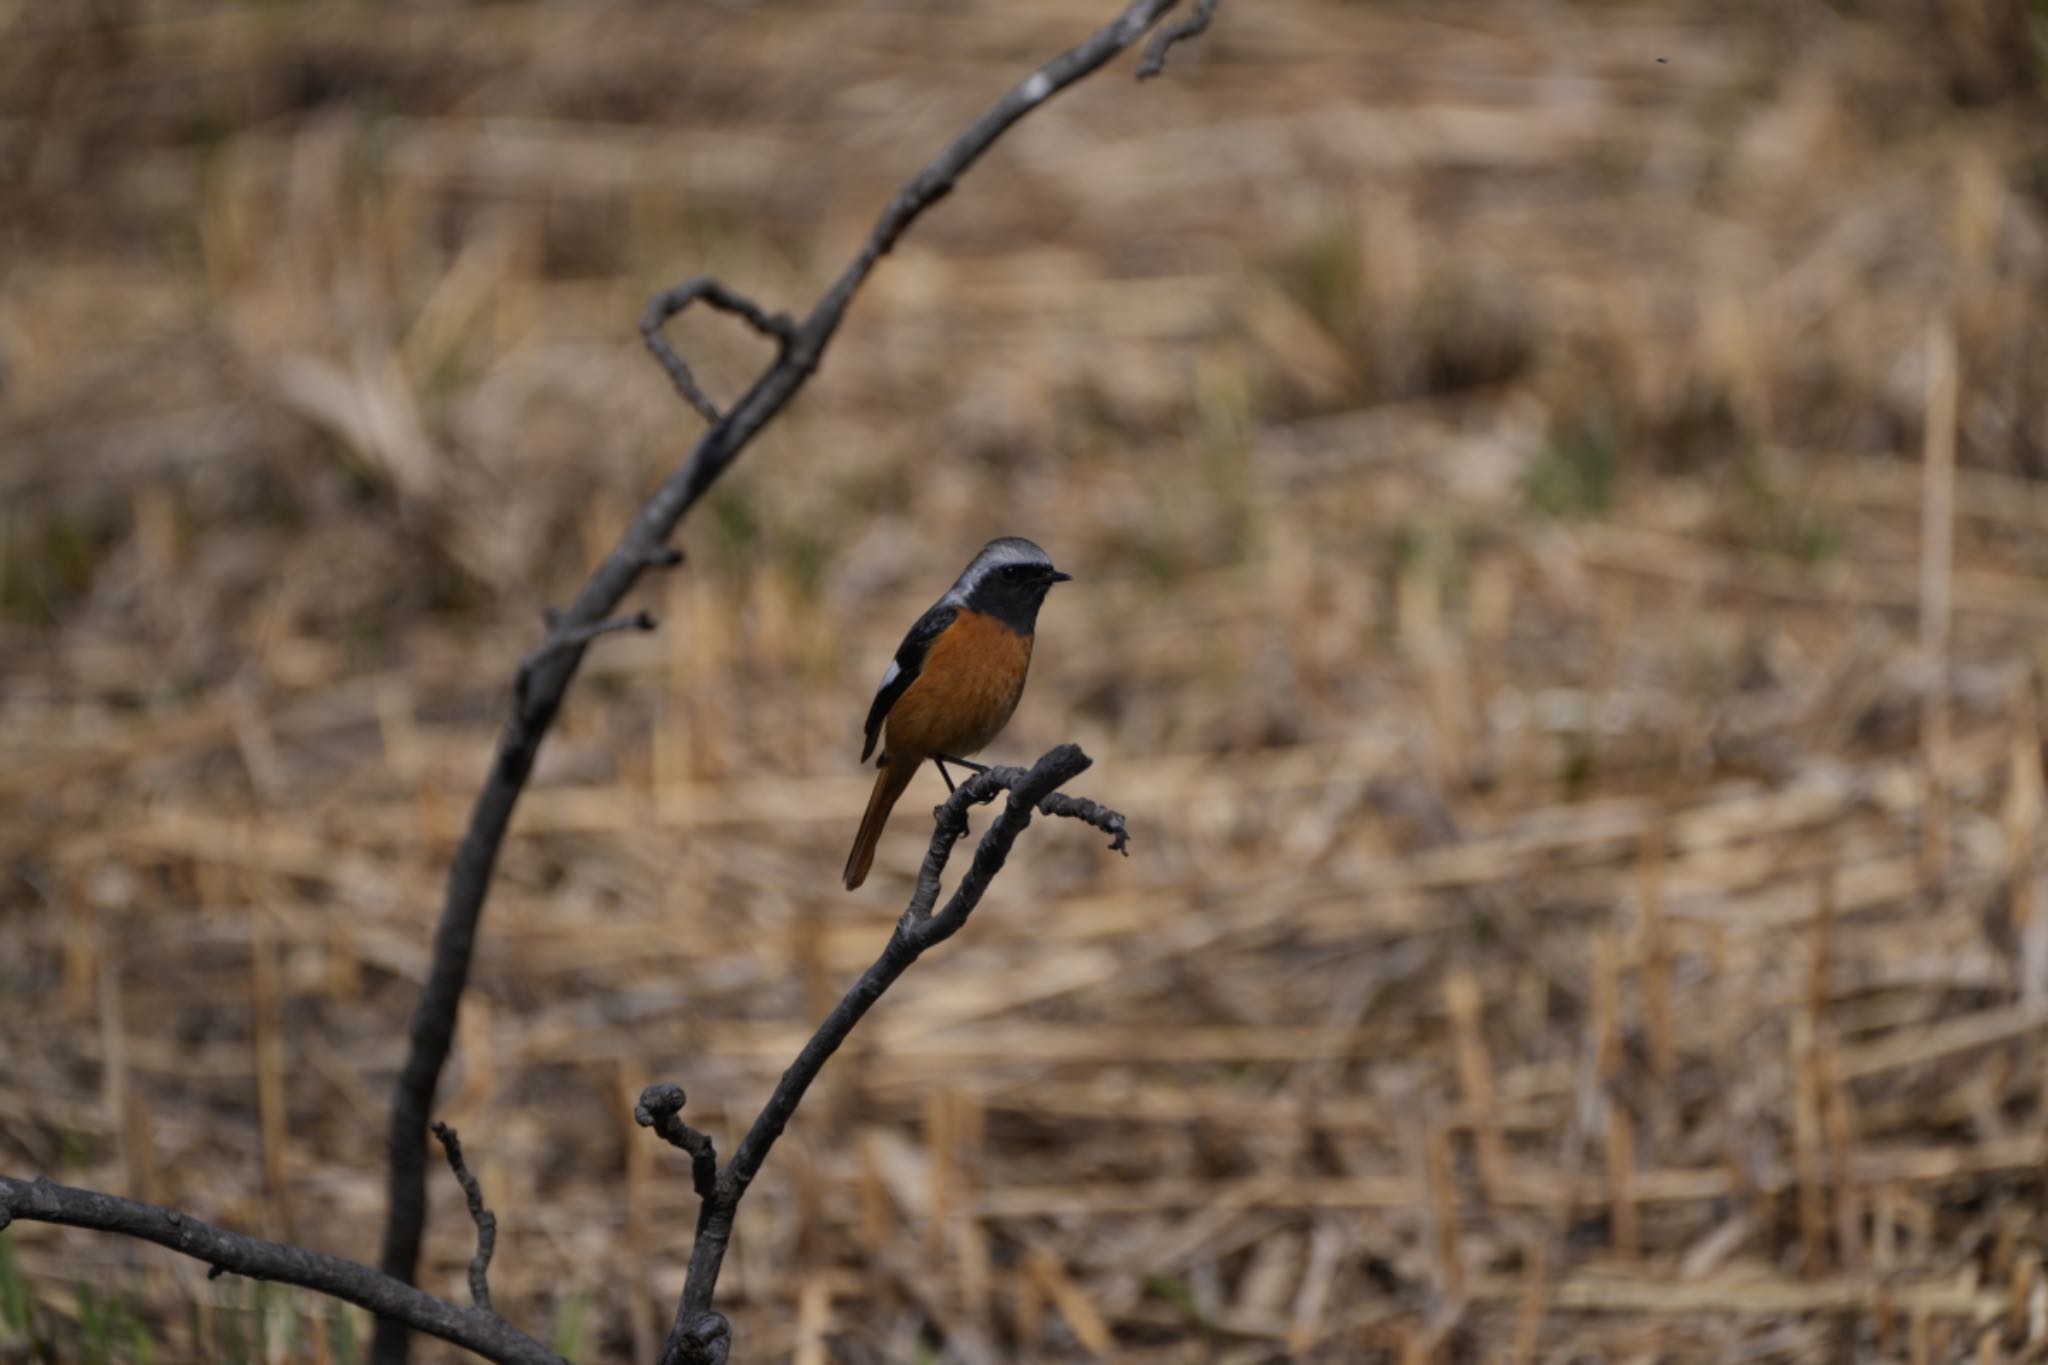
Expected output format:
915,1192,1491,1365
660,1309,732,1365
641,276,796,425
545,610,657,651
903,750,1127,925
1138,0,1219,79
207,1264,227,1280
636,1084,720,1201
644,546,687,570
516,612,660,710
430,1121,498,1314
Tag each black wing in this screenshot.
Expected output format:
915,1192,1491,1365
861,601,957,762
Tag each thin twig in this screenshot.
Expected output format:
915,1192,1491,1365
656,745,1115,1365
635,1084,719,1201
525,612,657,674
0,1175,562,1365
430,1122,498,1313
514,613,657,712
1034,788,1131,854
1139,0,1220,78
374,2,1216,1358
641,278,797,425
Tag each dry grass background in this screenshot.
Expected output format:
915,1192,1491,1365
5,1,2048,1361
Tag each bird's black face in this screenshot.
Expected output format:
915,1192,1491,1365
964,559,1071,632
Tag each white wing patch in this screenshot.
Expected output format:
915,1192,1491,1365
878,660,902,694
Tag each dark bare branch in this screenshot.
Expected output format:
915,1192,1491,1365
430,1122,498,1313
900,759,1127,921
524,611,657,673
514,612,657,712
1034,788,1131,855
641,278,797,425
0,1176,561,1365
376,1,1216,1358
634,1084,719,1201
656,746,1121,1365
904,765,1028,922
1138,0,1220,79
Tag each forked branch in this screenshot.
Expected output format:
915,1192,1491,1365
0,1173,560,1365
642,279,796,424
650,746,1125,1365
363,0,1218,1358
1139,0,1221,78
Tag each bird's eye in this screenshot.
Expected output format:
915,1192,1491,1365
1002,564,1026,579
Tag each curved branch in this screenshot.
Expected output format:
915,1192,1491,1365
655,745,1119,1365
0,1176,562,1365
1139,0,1220,79
430,1122,498,1313
1035,787,1133,854
376,0,1217,1358
640,279,796,425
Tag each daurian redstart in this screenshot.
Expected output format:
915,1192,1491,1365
843,537,1071,890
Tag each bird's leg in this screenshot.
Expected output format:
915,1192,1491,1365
929,759,973,846
934,754,990,775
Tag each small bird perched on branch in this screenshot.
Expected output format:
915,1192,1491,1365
844,537,1071,890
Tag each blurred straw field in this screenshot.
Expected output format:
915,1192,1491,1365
6,0,2048,1360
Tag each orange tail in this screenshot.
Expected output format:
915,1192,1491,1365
844,755,919,890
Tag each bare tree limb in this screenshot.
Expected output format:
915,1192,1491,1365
430,1122,498,1313
0,1176,561,1365
651,745,1118,1365
375,0,1219,1358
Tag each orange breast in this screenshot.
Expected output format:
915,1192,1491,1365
883,609,1034,762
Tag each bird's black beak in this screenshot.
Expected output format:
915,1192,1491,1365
1047,569,1073,584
